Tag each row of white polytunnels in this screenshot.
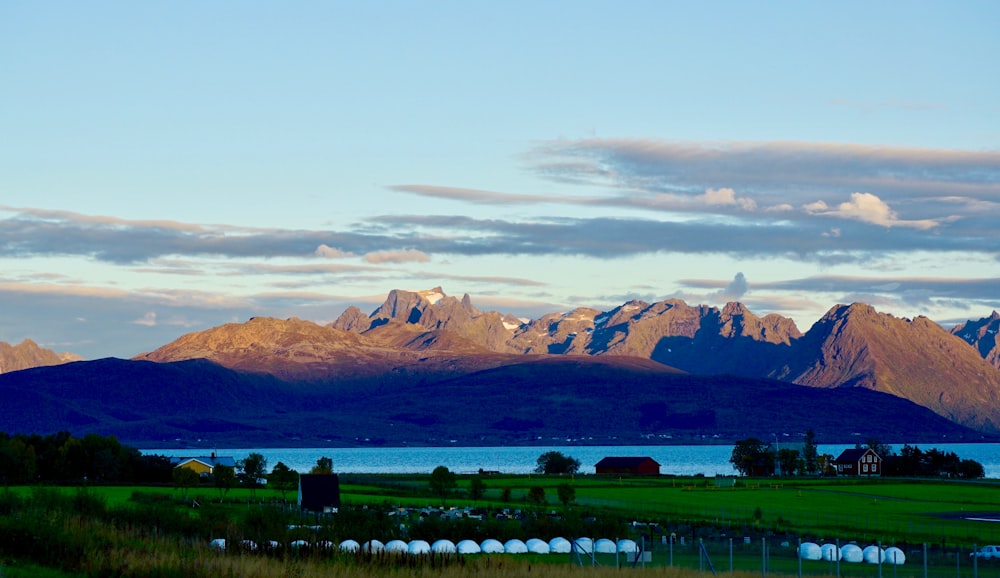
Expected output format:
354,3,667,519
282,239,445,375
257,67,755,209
209,536,639,555
798,542,906,565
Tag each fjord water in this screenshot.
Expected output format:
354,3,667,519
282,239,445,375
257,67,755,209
146,443,1000,478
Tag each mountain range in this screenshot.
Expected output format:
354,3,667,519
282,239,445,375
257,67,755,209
1,287,999,447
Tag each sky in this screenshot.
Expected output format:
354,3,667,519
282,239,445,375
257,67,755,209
1,1,999,360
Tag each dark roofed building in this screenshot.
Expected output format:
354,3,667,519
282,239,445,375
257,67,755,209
595,456,660,476
833,448,882,476
298,474,341,513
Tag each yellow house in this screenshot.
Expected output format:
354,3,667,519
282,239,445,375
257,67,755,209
172,454,237,476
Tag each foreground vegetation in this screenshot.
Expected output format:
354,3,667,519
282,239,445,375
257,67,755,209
2,433,998,576
2,472,999,578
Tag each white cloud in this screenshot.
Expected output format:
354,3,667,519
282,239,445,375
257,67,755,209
362,249,431,264
132,312,157,327
314,244,353,259
807,192,941,229
700,188,757,210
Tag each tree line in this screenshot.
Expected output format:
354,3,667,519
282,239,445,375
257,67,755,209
0,431,173,485
728,431,985,479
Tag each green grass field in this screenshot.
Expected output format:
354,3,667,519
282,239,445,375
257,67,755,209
5,474,998,577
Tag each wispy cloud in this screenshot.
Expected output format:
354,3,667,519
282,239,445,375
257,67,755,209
362,249,431,264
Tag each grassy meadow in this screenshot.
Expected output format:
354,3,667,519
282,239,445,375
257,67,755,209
2,474,999,578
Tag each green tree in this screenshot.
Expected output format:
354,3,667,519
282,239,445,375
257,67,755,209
557,483,575,506
535,451,581,474
777,448,800,476
527,486,546,506
802,429,819,474
469,476,487,501
239,452,268,499
500,486,512,503
730,437,772,476
214,464,236,500
861,438,892,459
311,456,333,474
429,465,457,503
172,466,200,501
269,461,299,501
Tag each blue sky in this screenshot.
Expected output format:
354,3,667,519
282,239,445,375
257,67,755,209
1,1,998,359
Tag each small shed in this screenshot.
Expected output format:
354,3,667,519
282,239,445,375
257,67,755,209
595,456,660,476
833,448,882,476
298,474,341,512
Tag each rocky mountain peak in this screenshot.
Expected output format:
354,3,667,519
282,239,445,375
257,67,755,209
951,311,1000,370
781,303,1000,432
0,339,77,374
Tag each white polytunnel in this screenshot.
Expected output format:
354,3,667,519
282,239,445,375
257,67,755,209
863,545,885,564
821,544,841,561
799,542,822,560
408,540,431,555
385,540,409,553
456,540,482,554
840,544,863,563
431,539,456,554
595,539,617,554
572,538,594,554
549,537,571,553
504,539,528,554
884,547,906,565
617,539,638,553
362,540,384,553
526,538,549,554
480,539,504,554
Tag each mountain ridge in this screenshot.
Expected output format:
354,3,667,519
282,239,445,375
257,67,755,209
4,286,1000,445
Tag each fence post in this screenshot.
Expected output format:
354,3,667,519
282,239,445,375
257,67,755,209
973,543,978,578
836,538,841,578
730,537,734,573
798,537,802,578
878,540,883,578
923,543,927,578
762,537,767,578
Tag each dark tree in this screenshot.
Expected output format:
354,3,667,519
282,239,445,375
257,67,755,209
269,461,298,500
730,437,772,476
535,451,581,474
239,452,268,499
802,429,819,474
527,486,546,506
777,448,800,477
172,466,200,500
429,465,457,503
214,464,236,500
861,439,892,459
469,476,487,501
557,483,576,506
311,456,333,474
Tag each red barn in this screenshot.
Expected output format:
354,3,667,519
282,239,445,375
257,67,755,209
833,448,882,476
595,456,660,476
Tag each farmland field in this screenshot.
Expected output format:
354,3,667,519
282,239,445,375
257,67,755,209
2,474,999,577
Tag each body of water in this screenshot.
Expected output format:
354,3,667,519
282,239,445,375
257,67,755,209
145,443,1000,479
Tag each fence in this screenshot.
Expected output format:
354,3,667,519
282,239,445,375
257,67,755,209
573,535,1000,578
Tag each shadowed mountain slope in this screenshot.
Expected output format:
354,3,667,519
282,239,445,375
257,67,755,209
0,354,981,448
773,303,1000,431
